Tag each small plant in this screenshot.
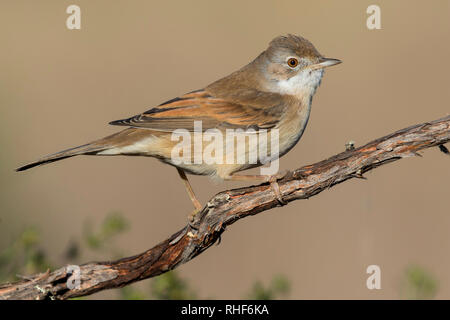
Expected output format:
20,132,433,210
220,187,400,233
247,274,291,300
400,265,438,300
0,226,53,282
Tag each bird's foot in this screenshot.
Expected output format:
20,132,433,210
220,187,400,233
266,171,288,205
188,207,202,229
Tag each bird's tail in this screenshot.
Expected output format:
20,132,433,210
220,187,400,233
16,128,151,172
16,142,108,172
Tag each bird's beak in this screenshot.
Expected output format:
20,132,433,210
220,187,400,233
309,58,342,70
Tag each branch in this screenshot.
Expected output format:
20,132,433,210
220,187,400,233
1,116,449,300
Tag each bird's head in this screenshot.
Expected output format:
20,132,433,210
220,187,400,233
259,34,341,96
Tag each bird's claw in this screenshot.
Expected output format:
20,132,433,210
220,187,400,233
187,207,202,229
267,172,288,205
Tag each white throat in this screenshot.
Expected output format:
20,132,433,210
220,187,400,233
276,68,324,99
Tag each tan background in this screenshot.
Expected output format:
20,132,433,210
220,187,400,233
1,0,449,299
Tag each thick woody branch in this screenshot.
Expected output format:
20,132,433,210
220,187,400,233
1,115,449,300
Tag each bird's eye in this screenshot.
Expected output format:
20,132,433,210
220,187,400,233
287,58,299,68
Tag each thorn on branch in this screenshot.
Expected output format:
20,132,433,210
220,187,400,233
16,274,34,281
216,234,222,246
439,144,449,155
350,168,367,180
345,140,356,151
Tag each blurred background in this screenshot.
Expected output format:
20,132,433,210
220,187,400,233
0,0,449,299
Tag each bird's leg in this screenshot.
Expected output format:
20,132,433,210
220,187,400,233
177,168,203,221
226,171,288,205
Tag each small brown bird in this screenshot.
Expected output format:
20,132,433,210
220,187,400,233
17,34,341,218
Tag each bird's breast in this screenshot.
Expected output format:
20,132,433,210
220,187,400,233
275,98,312,158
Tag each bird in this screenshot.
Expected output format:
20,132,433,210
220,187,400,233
17,34,341,219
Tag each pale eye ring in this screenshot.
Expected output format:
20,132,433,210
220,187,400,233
287,57,299,68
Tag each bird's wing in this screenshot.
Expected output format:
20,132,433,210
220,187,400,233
109,89,283,132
